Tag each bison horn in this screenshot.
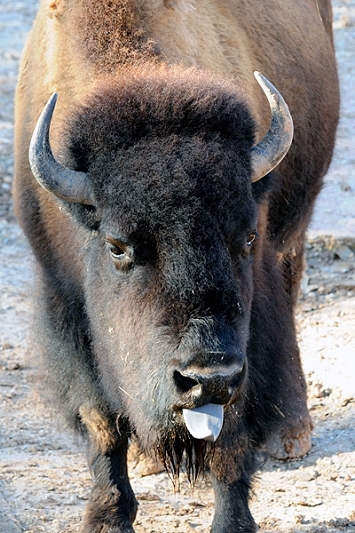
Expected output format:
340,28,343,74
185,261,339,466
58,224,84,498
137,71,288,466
30,76,291,198
251,72,294,182
29,93,94,205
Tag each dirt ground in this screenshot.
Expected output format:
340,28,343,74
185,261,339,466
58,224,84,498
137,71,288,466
0,1,355,532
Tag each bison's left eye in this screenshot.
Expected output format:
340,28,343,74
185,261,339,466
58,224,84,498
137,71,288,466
246,231,258,247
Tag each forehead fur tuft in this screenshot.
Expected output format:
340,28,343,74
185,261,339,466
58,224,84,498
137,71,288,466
66,65,255,170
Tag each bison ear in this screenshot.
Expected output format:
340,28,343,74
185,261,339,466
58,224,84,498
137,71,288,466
29,93,95,205
251,72,293,183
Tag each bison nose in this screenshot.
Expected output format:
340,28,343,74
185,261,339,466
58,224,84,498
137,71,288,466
173,359,247,406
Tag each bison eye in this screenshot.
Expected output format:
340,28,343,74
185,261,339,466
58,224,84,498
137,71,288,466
246,231,258,247
109,243,126,259
106,238,133,271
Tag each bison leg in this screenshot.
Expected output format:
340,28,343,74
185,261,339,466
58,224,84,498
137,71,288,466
266,238,312,460
80,408,138,533
265,410,313,460
264,345,313,460
32,283,138,530
211,479,257,533
264,340,312,460
209,445,257,533
279,235,307,309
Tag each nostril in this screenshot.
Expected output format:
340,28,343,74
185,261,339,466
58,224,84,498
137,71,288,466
173,370,199,393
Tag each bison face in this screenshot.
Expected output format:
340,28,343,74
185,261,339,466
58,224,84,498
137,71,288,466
78,133,258,457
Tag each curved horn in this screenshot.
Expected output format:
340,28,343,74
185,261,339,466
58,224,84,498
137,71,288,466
29,93,94,205
251,72,294,182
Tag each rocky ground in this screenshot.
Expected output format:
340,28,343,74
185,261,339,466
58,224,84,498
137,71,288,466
0,1,355,532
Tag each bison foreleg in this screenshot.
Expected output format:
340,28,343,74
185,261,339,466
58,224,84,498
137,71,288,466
209,434,257,533
210,470,257,533
80,409,138,533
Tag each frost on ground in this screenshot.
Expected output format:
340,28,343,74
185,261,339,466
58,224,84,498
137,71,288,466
0,1,355,532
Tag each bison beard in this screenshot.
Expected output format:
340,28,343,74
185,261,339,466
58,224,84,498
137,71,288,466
156,417,210,481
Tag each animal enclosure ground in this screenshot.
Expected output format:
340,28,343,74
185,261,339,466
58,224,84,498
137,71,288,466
0,1,355,532
1,225,355,533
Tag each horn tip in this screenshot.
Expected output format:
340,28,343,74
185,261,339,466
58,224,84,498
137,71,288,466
47,92,58,111
253,71,263,83
254,72,274,95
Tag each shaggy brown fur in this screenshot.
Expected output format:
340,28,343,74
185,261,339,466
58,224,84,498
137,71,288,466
13,1,339,532
77,0,159,72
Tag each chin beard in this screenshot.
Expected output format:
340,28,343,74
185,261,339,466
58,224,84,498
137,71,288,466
136,419,214,484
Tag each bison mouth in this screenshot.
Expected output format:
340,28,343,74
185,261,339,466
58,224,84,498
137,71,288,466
182,403,224,442
151,404,234,482
131,362,246,480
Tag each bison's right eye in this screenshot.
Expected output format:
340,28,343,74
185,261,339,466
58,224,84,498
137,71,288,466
106,238,133,271
109,243,126,259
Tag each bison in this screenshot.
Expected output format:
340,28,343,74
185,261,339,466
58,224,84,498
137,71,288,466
13,0,339,531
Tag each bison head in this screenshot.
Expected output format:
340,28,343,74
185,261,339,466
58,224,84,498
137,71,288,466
28,67,292,473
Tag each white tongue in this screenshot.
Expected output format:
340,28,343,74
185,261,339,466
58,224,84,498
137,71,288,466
182,403,224,442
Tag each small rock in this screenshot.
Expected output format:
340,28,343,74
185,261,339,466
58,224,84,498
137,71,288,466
1,343,13,350
66,494,78,505
295,515,307,524
305,469,320,482
340,181,352,192
137,492,161,501
333,13,355,29
297,497,323,507
334,244,354,262
6,362,21,371
327,517,350,527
